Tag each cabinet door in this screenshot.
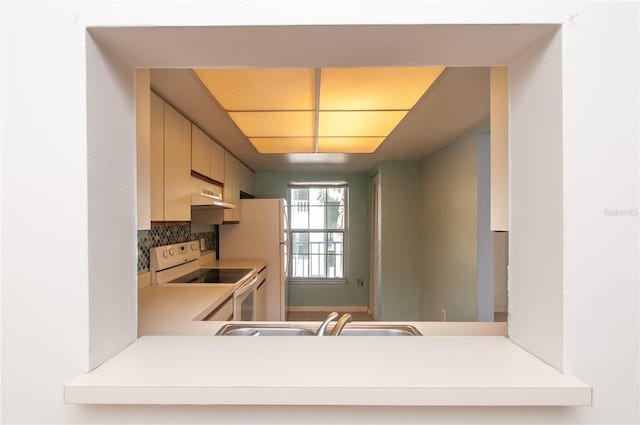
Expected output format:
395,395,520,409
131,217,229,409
490,66,509,231
150,92,164,221
163,102,191,221
191,124,210,178
223,151,241,222
136,70,151,230
239,162,256,197
209,140,225,184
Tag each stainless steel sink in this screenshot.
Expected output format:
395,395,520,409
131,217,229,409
215,323,422,336
217,326,315,336
331,324,421,336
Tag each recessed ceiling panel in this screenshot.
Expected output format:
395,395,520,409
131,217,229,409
229,111,315,137
318,111,408,137
188,66,466,158
319,67,445,110
318,137,385,153
194,68,316,111
249,137,315,154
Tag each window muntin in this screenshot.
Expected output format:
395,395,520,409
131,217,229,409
288,184,347,281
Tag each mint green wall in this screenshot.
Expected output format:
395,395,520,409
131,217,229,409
377,161,422,320
419,123,487,321
254,126,486,315
255,172,370,307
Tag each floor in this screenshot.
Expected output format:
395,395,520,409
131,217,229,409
287,310,374,321
287,310,506,322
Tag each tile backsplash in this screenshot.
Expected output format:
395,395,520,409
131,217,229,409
137,224,216,272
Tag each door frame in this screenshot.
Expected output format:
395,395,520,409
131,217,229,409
369,173,381,320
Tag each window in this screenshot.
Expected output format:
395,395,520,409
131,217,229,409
288,184,347,282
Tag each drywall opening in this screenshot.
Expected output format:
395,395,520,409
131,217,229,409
86,24,562,369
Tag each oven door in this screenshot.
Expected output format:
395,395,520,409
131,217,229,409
233,276,258,321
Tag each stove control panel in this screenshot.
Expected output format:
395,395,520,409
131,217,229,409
150,241,201,275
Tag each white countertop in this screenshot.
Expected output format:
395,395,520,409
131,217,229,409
138,259,266,336
122,260,589,407
138,285,234,336
65,335,591,406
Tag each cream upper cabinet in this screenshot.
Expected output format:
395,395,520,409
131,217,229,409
223,151,241,223
162,101,191,221
191,124,210,177
209,139,225,184
239,162,256,197
136,69,152,230
192,124,225,184
150,92,165,221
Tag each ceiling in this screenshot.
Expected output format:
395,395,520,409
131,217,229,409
193,67,446,155
91,24,557,172
150,66,490,172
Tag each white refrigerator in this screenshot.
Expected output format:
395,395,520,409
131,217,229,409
219,199,288,321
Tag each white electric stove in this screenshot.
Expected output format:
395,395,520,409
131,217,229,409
149,241,252,285
149,241,259,320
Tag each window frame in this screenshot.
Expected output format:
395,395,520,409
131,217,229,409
287,183,349,284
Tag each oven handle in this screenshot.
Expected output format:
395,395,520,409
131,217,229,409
234,275,259,298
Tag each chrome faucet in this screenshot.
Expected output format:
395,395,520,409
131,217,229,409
329,313,352,336
315,312,339,336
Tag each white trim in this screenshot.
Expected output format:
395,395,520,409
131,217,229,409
369,172,381,320
287,305,368,313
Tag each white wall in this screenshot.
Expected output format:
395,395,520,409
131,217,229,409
560,3,639,422
86,34,139,370
2,3,91,421
508,30,565,369
1,1,638,424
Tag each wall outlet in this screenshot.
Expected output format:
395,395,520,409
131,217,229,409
441,309,446,322
200,238,206,251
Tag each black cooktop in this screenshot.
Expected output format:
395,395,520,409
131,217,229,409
170,268,253,284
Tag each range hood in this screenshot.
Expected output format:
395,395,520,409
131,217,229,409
191,177,235,210
191,189,236,209
191,176,235,225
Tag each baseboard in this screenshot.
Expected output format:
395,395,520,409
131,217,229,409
287,305,369,313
